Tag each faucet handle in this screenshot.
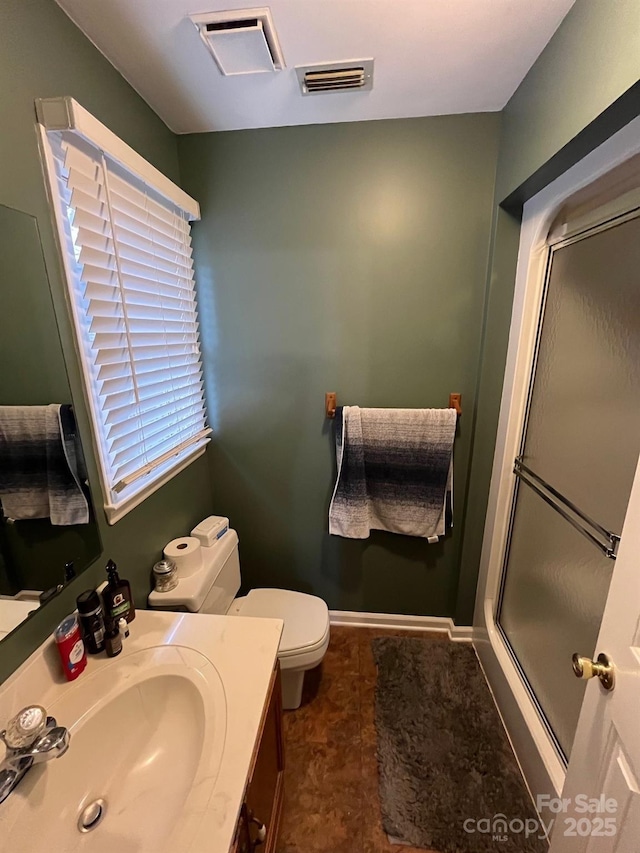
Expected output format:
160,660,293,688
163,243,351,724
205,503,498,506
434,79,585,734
1,706,48,750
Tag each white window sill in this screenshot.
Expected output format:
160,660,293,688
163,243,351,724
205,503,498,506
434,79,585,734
103,442,209,525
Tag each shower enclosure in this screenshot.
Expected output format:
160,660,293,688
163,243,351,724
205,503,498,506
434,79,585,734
497,212,640,761
474,119,640,804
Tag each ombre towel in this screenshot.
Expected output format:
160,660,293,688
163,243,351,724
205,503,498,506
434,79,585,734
328,406,456,541
0,404,89,525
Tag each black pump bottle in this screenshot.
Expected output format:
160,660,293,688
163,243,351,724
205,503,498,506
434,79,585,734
103,559,136,624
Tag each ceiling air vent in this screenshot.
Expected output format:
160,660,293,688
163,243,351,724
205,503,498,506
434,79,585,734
296,60,374,95
190,8,285,75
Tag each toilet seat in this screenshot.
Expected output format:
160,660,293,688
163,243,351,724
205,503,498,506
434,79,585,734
235,588,330,658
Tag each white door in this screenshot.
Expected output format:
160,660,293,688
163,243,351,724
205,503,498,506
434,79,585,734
549,454,640,851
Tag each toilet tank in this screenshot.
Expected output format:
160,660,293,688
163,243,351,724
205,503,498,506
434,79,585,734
148,529,241,614
200,531,241,614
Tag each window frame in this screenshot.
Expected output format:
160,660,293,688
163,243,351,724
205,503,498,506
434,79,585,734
37,97,209,524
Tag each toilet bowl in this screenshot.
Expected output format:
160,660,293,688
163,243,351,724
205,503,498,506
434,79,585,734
229,589,330,709
148,522,330,710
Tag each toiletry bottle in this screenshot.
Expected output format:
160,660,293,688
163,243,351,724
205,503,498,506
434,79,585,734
76,590,106,654
103,559,136,623
118,617,129,640
104,619,122,657
54,614,87,680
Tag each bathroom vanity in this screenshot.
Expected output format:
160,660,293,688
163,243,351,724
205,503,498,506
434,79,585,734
0,610,284,852
232,665,285,853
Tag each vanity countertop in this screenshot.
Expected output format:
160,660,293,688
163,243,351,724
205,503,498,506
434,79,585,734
0,609,284,853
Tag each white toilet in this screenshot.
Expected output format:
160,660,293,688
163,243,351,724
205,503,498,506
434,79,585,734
148,518,330,710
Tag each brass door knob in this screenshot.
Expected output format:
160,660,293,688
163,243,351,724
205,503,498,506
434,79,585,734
572,652,615,691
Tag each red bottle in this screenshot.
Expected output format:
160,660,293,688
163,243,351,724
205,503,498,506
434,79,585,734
55,614,87,681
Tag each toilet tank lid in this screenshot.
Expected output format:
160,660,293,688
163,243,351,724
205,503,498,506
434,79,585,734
148,529,238,612
237,589,329,654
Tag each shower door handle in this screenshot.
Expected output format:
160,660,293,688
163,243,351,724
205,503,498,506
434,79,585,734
513,458,620,560
572,653,615,691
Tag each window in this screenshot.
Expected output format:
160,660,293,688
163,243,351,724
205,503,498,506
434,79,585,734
38,98,210,523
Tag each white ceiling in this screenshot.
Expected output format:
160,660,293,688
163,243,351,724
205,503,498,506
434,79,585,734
55,0,575,134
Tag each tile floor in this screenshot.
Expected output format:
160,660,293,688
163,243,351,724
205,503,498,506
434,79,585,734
277,626,449,853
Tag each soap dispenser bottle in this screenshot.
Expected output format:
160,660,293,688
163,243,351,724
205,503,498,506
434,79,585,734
103,559,136,624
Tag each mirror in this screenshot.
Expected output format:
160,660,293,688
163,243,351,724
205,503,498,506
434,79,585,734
0,203,101,641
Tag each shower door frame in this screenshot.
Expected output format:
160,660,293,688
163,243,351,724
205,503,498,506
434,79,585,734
473,112,640,805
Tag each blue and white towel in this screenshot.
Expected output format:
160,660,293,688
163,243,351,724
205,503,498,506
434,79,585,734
0,404,89,525
329,406,456,541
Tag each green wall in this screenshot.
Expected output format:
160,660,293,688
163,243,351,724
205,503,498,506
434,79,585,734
497,0,640,200
0,0,214,682
178,114,500,621
457,0,640,623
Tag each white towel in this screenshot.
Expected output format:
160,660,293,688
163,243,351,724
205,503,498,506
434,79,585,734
329,406,456,540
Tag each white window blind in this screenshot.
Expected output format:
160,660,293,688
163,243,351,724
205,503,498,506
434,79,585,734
40,119,210,523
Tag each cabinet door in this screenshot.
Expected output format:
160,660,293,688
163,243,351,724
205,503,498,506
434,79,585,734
245,665,285,853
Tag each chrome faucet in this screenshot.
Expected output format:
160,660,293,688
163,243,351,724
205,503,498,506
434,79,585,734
0,705,70,804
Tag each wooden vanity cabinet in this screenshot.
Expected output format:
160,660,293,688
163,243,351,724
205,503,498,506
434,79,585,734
233,808,252,853
231,664,285,853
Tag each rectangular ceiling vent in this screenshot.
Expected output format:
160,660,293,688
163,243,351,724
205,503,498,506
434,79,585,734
189,8,285,76
296,59,374,95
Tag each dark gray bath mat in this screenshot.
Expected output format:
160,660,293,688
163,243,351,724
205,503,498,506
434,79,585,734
372,638,548,853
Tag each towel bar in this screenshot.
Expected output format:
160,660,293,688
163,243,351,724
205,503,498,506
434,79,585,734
325,392,462,418
513,457,619,560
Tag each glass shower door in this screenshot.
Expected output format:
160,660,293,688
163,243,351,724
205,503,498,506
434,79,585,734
498,213,640,760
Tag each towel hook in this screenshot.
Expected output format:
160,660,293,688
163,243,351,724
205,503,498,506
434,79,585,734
448,393,462,416
325,392,337,419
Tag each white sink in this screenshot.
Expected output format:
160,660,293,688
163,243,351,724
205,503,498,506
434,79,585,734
5,647,225,852
0,610,282,852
